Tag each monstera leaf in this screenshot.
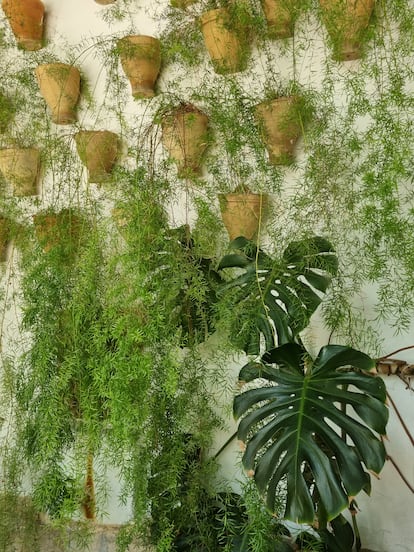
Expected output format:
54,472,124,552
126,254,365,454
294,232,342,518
234,343,388,523
218,236,338,354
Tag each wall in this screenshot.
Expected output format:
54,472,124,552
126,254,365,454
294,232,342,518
0,1,413,551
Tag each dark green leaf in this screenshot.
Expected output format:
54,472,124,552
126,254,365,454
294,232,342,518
234,344,388,523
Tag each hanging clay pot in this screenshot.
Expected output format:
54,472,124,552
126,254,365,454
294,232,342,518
118,35,161,99
33,209,84,256
219,190,267,241
171,0,196,7
0,148,40,196
35,63,81,124
161,104,209,178
2,0,45,51
261,0,297,39
319,0,375,61
74,130,119,184
255,96,302,165
0,216,10,262
200,8,246,75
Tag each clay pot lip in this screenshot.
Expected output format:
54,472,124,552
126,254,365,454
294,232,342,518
219,191,267,202
0,147,39,155
35,62,77,71
199,7,229,26
74,130,119,140
160,102,208,121
255,95,298,110
117,34,160,47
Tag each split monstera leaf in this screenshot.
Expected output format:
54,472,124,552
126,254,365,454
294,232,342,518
218,236,388,525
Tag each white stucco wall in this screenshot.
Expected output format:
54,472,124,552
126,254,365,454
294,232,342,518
0,1,413,550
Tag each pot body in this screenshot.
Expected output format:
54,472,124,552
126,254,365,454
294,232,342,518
0,148,39,196
118,35,161,99
161,108,209,178
36,63,81,124
255,96,301,165
319,0,375,60
2,0,44,50
200,8,245,74
261,0,296,39
219,193,267,241
75,131,119,183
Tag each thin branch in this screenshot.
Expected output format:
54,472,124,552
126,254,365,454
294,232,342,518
387,454,414,494
378,345,414,361
213,431,237,459
386,390,414,447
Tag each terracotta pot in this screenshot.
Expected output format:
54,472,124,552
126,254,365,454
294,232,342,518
2,0,44,51
161,105,209,178
219,192,267,241
0,216,10,262
255,96,302,165
33,210,83,254
0,148,40,196
35,63,81,124
171,0,196,7
118,35,161,99
261,0,296,39
74,131,119,184
200,8,245,75
319,0,375,61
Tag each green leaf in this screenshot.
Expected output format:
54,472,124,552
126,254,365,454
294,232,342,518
234,343,388,523
218,237,338,355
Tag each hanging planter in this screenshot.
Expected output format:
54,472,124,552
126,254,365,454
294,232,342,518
0,148,40,196
35,63,81,124
255,96,302,165
118,35,161,99
261,0,297,39
0,216,10,262
2,0,45,51
219,187,267,241
161,103,209,178
33,209,83,256
319,0,375,61
74,130,119,184
200,8,246,75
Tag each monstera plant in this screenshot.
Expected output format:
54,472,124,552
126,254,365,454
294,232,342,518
219,236,388,549
218,236,338,354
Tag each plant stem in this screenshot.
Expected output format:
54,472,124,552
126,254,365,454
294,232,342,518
377,345,414,361
386,390,414,447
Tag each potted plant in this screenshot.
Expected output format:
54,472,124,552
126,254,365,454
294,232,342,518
218,185,268,242
0,147,40,196
117,35,161,98
319,0,375,61
218,236,388,549
74,130,119,184
161,103,210,178
199,3,248,74
35,63,81,124
1,0,45,51
261,0,299,39
254,92,303,165
32,208,84,257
